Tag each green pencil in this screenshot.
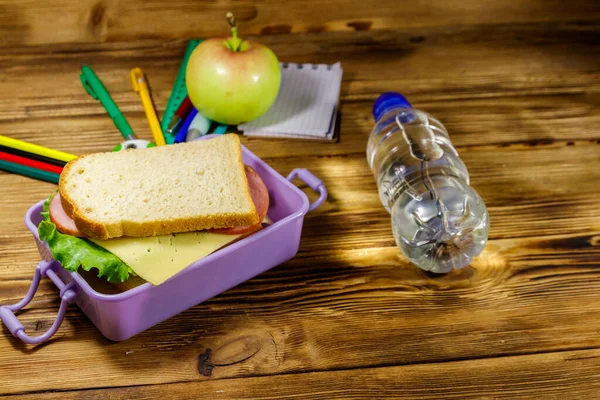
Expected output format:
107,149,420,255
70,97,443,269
0,159,60,184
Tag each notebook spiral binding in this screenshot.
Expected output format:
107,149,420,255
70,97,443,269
281,63,334,70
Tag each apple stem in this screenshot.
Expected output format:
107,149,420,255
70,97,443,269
226,12,240,50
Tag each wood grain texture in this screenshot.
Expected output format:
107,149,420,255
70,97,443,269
0,0,599,47
2,349,600,399
1,230,599,395
1,0,600,398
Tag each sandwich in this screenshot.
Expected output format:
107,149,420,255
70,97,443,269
38,134,270,291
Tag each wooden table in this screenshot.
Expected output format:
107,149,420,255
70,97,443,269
1,1,599,398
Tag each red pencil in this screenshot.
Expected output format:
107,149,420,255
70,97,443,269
167,96,193,133
0,151,63,174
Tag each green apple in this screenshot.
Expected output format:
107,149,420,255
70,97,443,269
185,13,281,125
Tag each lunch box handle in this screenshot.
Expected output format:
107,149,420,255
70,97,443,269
0,260,77,345
286,168,328,211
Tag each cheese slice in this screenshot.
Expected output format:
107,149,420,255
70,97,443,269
90,231,241,285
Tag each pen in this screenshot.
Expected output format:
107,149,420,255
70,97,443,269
80,66,136,141
167,96,193,134
0,135,76,163
174,108,198,144
130,67,166,147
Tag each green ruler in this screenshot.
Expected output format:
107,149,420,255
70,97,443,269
161,39,202,144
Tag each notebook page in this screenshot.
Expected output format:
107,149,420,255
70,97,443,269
239,62,342,137
243,107,338,141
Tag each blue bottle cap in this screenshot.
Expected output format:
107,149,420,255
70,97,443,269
373,92,412,122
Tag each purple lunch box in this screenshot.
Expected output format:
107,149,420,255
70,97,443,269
0,138,327,344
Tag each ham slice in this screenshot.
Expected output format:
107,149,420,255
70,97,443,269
49,193,87,237
208,165,270,235
50,165,270,237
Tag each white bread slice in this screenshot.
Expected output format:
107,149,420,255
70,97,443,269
59,134,259,240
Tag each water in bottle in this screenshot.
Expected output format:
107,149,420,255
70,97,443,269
367,92,489,273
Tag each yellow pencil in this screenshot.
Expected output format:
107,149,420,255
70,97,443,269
0,135,76,163
130,68,166,146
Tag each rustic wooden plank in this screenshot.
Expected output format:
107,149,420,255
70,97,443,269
1,24,598,97
0,230,599,395
1,24,599,99
0,26,597,157
1,94,598,162
0,0,598,47
2,348,600,398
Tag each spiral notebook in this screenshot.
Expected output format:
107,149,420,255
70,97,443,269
239,62,343,140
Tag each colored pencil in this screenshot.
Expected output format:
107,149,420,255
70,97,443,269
0,159,60,184
0,135,76,163
0,151,63,174
0,145,67,167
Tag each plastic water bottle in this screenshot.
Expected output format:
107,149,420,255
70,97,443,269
367,93,489,273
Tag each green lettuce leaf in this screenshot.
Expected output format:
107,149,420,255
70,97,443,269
38,195,133,283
